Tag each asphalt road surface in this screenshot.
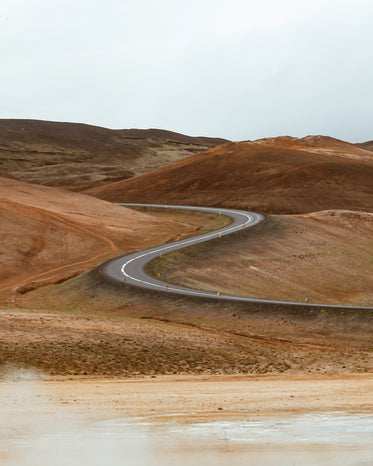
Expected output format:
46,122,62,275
100,203,373,310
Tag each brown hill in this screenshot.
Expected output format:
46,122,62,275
16,208,372,377
0,177,222,297
357,140,373,150
148,210,373,307
85,136,373,214
0,119,226,190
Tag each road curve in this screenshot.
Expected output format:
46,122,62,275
101,203,373,310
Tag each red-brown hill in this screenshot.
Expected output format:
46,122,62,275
0,176,223,297
85,136,373,214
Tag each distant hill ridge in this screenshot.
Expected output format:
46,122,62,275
0,119,227,148
357,140,373,150
0,119,227,189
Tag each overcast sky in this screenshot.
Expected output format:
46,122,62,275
1,0,372,141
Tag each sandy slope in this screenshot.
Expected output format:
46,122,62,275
86,135,373,214
0,178,221,296
148,210,373,306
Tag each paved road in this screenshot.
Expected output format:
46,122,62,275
101,203,373,310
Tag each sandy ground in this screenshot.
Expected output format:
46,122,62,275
42,373,373,421
2,373,371,422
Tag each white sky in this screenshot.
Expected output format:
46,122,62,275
1,0,372,141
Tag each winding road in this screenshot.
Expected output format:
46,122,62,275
101,203,373,310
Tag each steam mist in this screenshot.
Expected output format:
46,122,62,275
1,369,372,466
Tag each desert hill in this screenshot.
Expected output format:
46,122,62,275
1,167,372,378
16,207,372,376
86,136,373,214
0,119,226,190
0,176,222,297
148,209,373,307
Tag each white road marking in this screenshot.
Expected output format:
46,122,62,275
105,204,373,309
119,206,257,297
